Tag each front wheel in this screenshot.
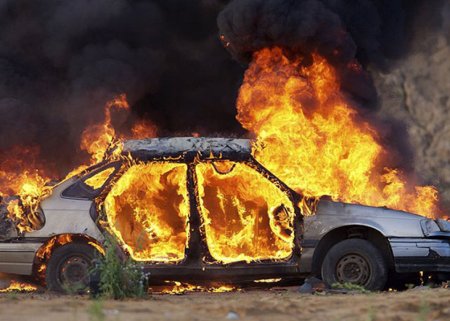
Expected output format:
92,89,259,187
321,239,388,291
46,243,99,293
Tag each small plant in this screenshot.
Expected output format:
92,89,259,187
366,306,376,321
62,280,88,295
405,283,416,290
331,282,371,293
4,292,18,301
92,234,148,299
88,300,105,321
416,299,430,321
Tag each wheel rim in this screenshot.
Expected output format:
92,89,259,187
58,255,91,291
336,253,370,285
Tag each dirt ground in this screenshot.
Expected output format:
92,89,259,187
0,286,449,321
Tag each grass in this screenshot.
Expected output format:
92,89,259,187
331,282,371,294
366,306,375,321
4,292,18,301
416,299,430,321
87,300,105,321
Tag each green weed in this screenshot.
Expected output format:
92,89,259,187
331,282,371,293
92,234,148,299
88,300,105,321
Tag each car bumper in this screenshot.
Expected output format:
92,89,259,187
389,237,450,273
0,242,42,275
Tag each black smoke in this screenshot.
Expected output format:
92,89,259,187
0,0,244,174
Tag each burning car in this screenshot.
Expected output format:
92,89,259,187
0,137,449,293
0,138,302,292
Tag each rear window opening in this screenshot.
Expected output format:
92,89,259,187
62,163,121,199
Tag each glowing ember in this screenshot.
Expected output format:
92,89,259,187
253,278,282,283
196,161,295,263
237,47,440,218
0,280,37,293
104,162,190,262
157,281,236,294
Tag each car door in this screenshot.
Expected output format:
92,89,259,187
194,160,302,279
103,161,190,263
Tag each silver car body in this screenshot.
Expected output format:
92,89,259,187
0,177,104,275
301,201,450,274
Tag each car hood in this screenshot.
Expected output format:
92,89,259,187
304,200,429,238
316,200,426,221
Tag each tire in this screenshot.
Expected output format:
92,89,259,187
46,243,99,293
321,239,388,291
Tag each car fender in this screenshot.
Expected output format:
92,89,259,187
23,179,104,242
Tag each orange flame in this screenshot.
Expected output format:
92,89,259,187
0,147,51,198
104,162,190,262
0,280,37,293
236,47,440,218
1,94,157,235
131,119,158,139
0,147,51,233
157,281,236,294
196,161,295,263
80,94,129,165
103,158,296,264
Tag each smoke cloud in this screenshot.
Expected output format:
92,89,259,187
0,0,446,179
0,0,243,174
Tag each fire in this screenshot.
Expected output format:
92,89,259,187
0,147,52,233
0,146,51,198
80,94,129,165
36,234,74,262
196,161,295,263
253,278,282,283
67,94,157,179
34,234,74,280
237,47,440,218
84,167,116,190
103,158,298,265
0,43,445,293
1,94,157,235
104,162,190,262
131,119,158,139
0,280,37,293
65,94,132,179
157,281,236,294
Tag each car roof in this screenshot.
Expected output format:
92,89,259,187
121,137,252,161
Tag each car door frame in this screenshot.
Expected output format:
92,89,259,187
184,157,304,283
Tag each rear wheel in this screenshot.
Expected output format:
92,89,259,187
46,243,99,293
321,239,388,291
